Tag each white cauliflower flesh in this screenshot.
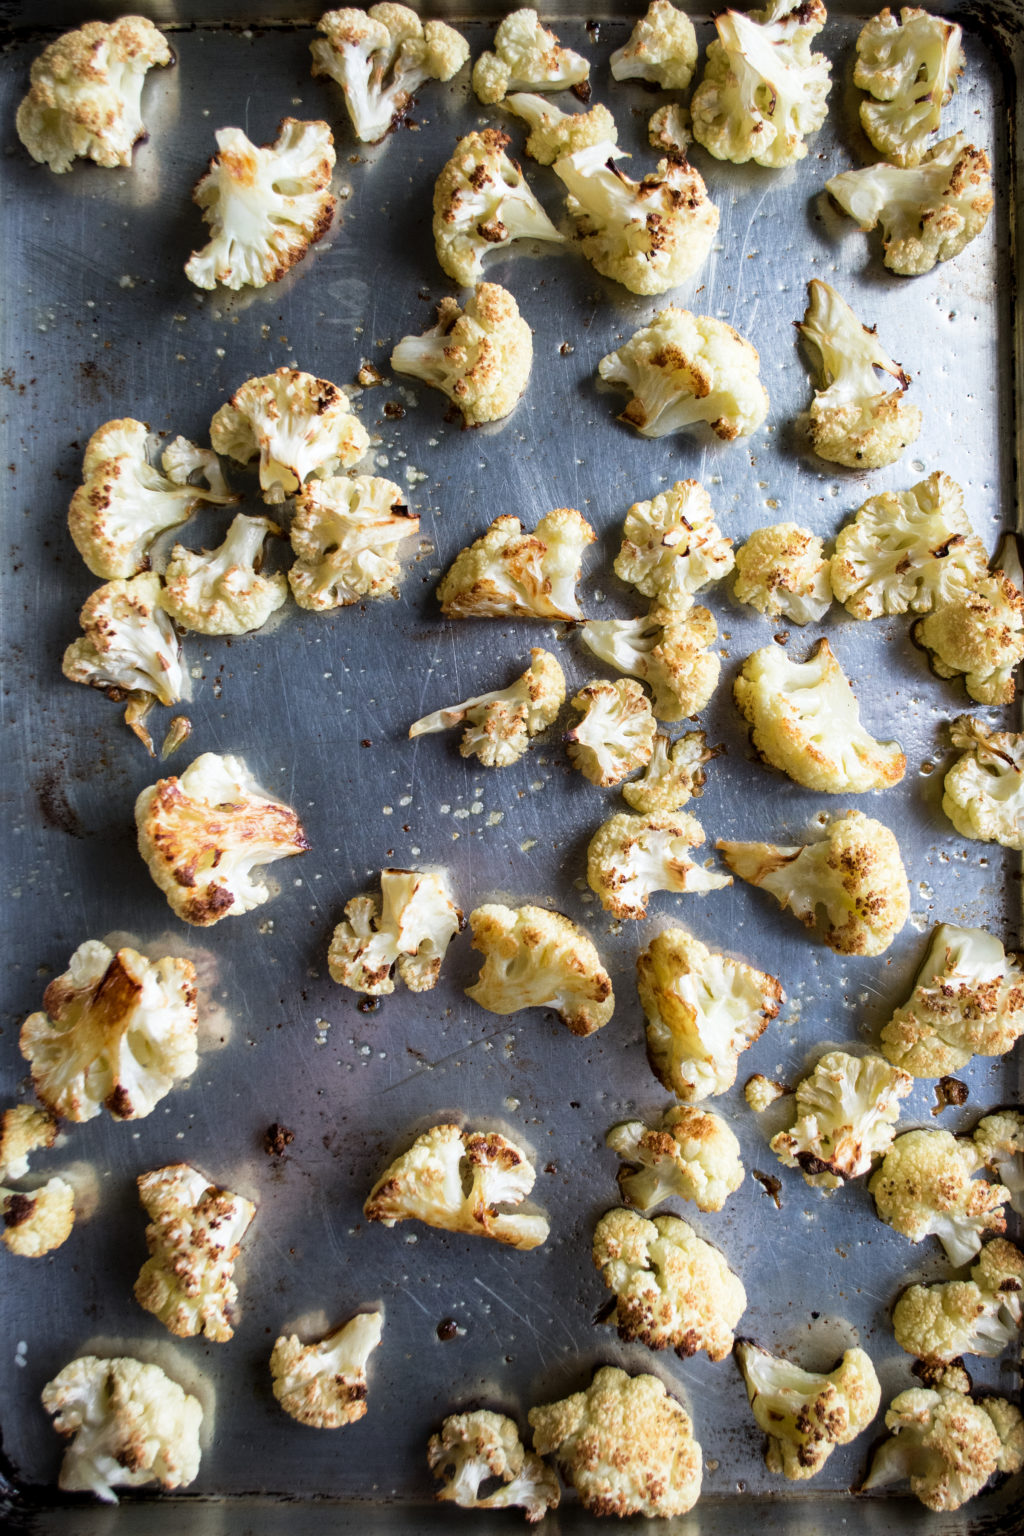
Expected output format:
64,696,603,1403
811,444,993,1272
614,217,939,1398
433,129,565,287
733,638,906,792
581,603,721,721
328,868,461,995
622,730,717,814
855,7,965,167
428,1409,560,1522
529,1366,702,1519
185,118,336,291
719,810,910,958
587,809,731,921
19,939,197,1123
271,1311,383,1428
135,751,309,926
62,573,186,709
42,1355,202,1503
611,1,698,89
473,9,590,105
869,1128,1009,1266
134,1162,256,1341
826,132,994,276
0,1105,75,1258
745,1073,790,1111
649,103,692,156
16,17,171,174
598,306,769,440
160,514,286,637
409,648,565,767
505,92,618,166
943,716,1024,849
614,478,734,610
0,1104,58,1184
289,474,418,610
566,678,657,786
769,1049,913,1188
607,1104,744,1213
734,523,832,624
391,282,533,427
893,1238,1024,1363
311,6,469,144
467,903,614,1036
691,0,832,169
973,1112,1024,1216
880,923,1024,1076
913,568,1024,706
736,1341,881,1481
210,367,369,505
552,142,719,296
364,1122,549,1250
439,507,593,620
637,927,783,1101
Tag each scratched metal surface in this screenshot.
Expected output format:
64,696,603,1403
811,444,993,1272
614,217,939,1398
0,3,1021,1527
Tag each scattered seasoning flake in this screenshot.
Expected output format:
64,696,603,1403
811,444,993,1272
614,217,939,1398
263,1123,294,1156
932,1076,969,1115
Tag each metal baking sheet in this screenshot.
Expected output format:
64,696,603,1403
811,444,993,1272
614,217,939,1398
0,2,1021,1529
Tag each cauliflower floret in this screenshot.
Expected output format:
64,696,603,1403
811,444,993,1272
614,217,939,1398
745,1073,790,1111
2,1177,76,1259
327,869,461,995
185,118,336,291
733,639,906,792
734,523,832,624
505,92,617,165
16,17,171,175
289,474,418,609
210,368,370,505
438,507,593,620
364,1122,549,1249
973,1112,1024,1215
391,283,533,426
637,927,783,1101
552,142,719,296
598,306,769,440
622,730,717,814
610,1,698,89
311,6,468,144
466,903,614,1036
614,479,734,610
428,1409,560,1522
719,810,910,958
649,103,692,156
691,0,832,169
160,514,286,637
473,9,590,105
587,809,731,920
432,129,565,287
893,1238,1024,1363
270,1311,383,1428
134,1162,256,1341
826,133,993,276
880,923,1024,1076
869,1129,1009,1266
0,1104,58,1183
42,1355,202,1502
62,573,187,710
135,752,309,926
913,568,1024,706
581,603,721,722
855,7,965,167
769,1049,913,1188
735,1341,881,1480
566,678,657,786
943,716,1024,849
409,648,565,767
607,1104,745,1212
529,1365,702,1518
19,939,197,1122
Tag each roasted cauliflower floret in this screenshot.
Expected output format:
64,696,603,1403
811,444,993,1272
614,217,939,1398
719,810,910,958
622,730,717,814
769,1049,913,1188
311,6,468,144
614,479,734,610
973,1112,1024,1216
745,1073,789,1111
289,474,418,609
893,1239,1024,1363
473,9,590,105
505,92,617,165
391,283,533,426
581,603,721,721
610,0,698,89
855,7,965,167
0,1104,58,1183
466,903,613,1036
328,869,461,995
364,1122,549,1249
913,568,1024,706
135,751,310,926
428,1409,560,1522
270,1311,383,1428
734,523,832,624
160,514,286,637
869,1128,1009,1266
438,507,593,620
433,129,565,287
638,927,783,1101
410,648,565,767
566,678,657,786
62,572,187,709
607,1104,745,1213
735,1341,881,1481
943,716,1024,849
587,809,731,920
1,1176,76,1259
598,306,769,440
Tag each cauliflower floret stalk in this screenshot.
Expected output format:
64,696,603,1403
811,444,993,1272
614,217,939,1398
391,282,533,427
566,678,657,787
428,1410,560,1522
185,118,336,292
614,479,734,610
433,129,565,288
855,7,965,167
610,1,699,90
580,603,721,720
943,716,1024,850
135,751,310,926
62,573,187,714
311,6,469,145
598,306,769,440
438,507,594,620
271,1311,383,1428
467,903,614,1036
409,648,565,767
505,92,617,166
691,0,832,170
289,474,418,610
473,9,590,106
552,142,719,296
42,1355,203,1503
826,133,993,277
893,1238,1024,1363
607,1104,745,1213
719,810,910,958
797,280,922,469
622,730,718,814
587,810,731,921
869,1129,1010,1266
735,1341,881,1481
160,514,287,637
769,1050,913,1188
210,367,369,504
973,1112,1024,1216
134,1162,256,1341
913,566,1024,706
734,523,832,624
364,1122,550,1250
16,17,172,175
637,927,783,1102
328,868,461,996
529,1366,703,1519
0,1104,75,1259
